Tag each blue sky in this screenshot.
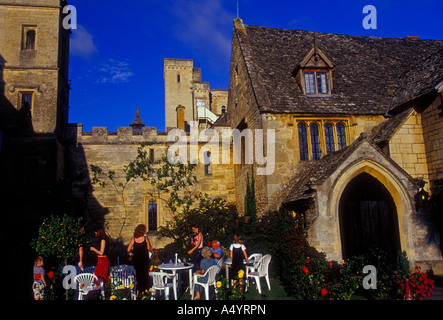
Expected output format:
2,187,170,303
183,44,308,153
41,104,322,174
67,0,443,132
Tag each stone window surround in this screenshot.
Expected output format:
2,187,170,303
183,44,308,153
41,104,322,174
296,118,349,161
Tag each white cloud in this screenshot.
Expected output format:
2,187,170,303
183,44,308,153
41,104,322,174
169,0,233,61
70,25,98,58
99,59,134,84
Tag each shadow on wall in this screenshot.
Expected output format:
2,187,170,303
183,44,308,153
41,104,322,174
1,53,125,300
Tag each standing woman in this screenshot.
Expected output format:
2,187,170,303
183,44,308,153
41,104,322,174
127,224,152,297
90,228,110,285
187,224,203,269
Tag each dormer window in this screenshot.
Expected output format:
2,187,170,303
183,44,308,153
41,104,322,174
304,70,329,95
296,44,334,96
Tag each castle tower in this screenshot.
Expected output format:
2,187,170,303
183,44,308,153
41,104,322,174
0,0,72,300
163,58,228,131
0,0,71,135
0,0,71,214
163,58,195,131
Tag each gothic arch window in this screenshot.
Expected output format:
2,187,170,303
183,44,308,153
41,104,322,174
324,123,335,155
298,123,309,161
148,200,157,232
310,122,321,160
337,123,347,150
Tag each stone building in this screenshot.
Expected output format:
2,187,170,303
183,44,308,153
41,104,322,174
164,58,228,131
0,0,71,299
222,18,443,270
0,0,71,233
1,0,442,281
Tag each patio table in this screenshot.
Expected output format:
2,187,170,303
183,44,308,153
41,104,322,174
157,262,194,294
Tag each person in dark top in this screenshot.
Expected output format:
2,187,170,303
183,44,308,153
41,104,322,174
229,234,248,280
91,228,110,285
127,224,152,297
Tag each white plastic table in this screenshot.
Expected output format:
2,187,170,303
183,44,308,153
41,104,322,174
157,262,194,293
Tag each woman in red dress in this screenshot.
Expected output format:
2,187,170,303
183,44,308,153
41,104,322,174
91,228,110,285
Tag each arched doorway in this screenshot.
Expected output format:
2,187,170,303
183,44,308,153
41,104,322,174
339,172,401,260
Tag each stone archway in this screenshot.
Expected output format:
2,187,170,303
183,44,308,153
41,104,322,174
338,172,401,260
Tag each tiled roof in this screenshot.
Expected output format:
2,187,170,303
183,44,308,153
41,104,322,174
389,49,443,110
284,135,368,204
235,22,443,115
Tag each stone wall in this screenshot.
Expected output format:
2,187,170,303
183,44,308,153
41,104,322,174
421,94,443,191
0,0,70,134
389,109,431,191
67,124,236,247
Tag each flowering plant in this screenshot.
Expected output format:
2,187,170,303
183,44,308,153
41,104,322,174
107,281,134,300
215,271,245,300
398,266,435,300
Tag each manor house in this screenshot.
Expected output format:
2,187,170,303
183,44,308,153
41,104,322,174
1,1,442,273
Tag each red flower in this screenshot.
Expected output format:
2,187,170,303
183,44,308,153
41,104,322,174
302,266,309,274
306,257,310,263
34,273,41,280
321,288,327,296
329,262,332,267
47,271,54,279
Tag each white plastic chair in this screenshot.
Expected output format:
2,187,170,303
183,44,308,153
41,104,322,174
246,253,262,280
246,254,272,294
110,265,137,300
192,265,221,300
74,273,100,300
217,256,224,269
150,271,177,300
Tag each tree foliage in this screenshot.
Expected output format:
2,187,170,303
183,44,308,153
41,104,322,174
31,214,88,259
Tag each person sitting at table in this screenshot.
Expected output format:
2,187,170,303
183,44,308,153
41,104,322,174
193,247,217,300
210,240,224,264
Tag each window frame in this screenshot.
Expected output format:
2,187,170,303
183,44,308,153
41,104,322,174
324,122,335,155
204,151,211,175
298,122,309,161
302,69,331,96
147,199,158,232
22,25,37,50
336,122,347,150
296,119,349,161
310,122,321,160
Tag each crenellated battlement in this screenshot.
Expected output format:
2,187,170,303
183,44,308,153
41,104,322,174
67,123,169,144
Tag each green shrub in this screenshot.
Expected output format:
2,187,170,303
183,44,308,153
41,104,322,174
31,214,88,260
159,196,238,257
